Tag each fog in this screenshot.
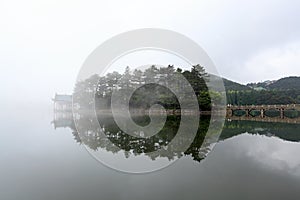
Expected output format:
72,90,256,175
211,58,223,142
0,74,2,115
1,0,300,105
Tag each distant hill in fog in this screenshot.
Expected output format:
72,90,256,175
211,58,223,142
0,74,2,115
207,75,300,92
267,76,300,90
246,76,300,91
223,78,252,91
208,74,252,92
221,76,300,105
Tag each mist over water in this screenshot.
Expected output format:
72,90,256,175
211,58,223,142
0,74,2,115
1,99,300,199
1,1,300,198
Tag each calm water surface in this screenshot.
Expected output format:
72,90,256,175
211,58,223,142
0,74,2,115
1,104,300,200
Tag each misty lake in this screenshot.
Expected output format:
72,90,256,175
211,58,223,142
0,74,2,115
1,104,300,200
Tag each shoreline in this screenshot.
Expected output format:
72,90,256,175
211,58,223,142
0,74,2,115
70,109,226,116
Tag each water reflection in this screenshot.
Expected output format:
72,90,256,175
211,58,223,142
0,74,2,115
221,120,300,142
53,109,217,162
52,110,300,164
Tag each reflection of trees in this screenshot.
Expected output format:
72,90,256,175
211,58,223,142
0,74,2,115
97,115,180,153
221,120,300,142
70,112,214,162
52,109,300,163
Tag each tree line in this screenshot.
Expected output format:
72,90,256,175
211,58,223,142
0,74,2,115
226,89,300,105
73,64,300,109
74,64,216,111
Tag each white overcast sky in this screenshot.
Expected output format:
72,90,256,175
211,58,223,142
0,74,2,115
1,0,300,104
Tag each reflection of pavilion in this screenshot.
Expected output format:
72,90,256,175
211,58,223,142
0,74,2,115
52,104,81,143
52,94,75,129
52,94,72,111
52,111,75,129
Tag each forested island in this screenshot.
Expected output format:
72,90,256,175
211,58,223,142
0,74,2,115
74,64,216,111
73,64,300,111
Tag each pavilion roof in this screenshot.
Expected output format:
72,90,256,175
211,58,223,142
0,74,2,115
53,94,72,102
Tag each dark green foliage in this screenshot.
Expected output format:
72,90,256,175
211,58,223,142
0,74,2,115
74,66,300,108
223,78,252,91
226,76,300,105
226,89,300,105
268,76,300,90
129,84,180,110
74,64,213,111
